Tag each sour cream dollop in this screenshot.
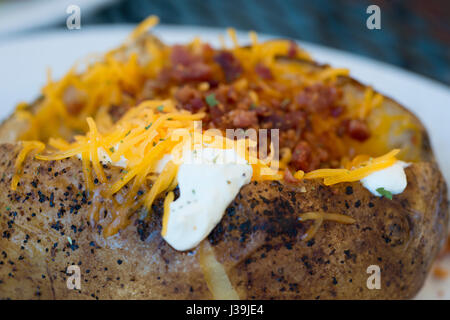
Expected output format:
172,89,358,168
163,148,252,251
361,161,409,197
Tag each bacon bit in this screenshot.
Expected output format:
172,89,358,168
252,105,270,116
347,119,371,142
174,86,205,113
287,41,298,58
174,85,200,103
262,112,285,129
330,106,343,118
261,110,305,131
291,141,312,172
188,98,205,112
201,43,214,56
286,110,307,129
209,102,225,125
254,63,273,80
229,109,258,128
214,51,243,83
172,62,212,82
168,45,213,83
296,84,339,114
152,69,172,89
433,266,449,279
171,45,197,66
284,169,299,183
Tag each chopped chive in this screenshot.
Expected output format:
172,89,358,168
205,93,218,107
125,130,131,137
109,147,115,153
157,105,164,112
376,187,393,200
145,123,152,130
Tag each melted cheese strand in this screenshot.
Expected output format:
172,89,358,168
299,211,356,241
161,191,174,237
299,149,401,186
199,241,240,300
144,160,178,208
324,158,395,185
227,28,240,48
87,117,107,183
11,141,45,190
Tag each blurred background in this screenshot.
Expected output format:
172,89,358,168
0,0,448,84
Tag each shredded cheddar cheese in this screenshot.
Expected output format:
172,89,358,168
9,15,414,242
15,19,317,144
227,28,239,48
298,149,400,186
26,98,278,236
293,170,305,180
359,87,384,119
199,240,240,299
16,16,166,142
162,191,174,237
298,211,356,241
127,15,159,42
249,31,258,46
316,67,349,82
11,141,45,191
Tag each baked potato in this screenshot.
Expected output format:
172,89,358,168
0,17,448,300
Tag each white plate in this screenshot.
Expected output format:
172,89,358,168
0,24,449,299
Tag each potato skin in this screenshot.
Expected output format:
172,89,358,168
0,37,448,299
0,143,447,299
212,163,448,299
0,144,213,299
